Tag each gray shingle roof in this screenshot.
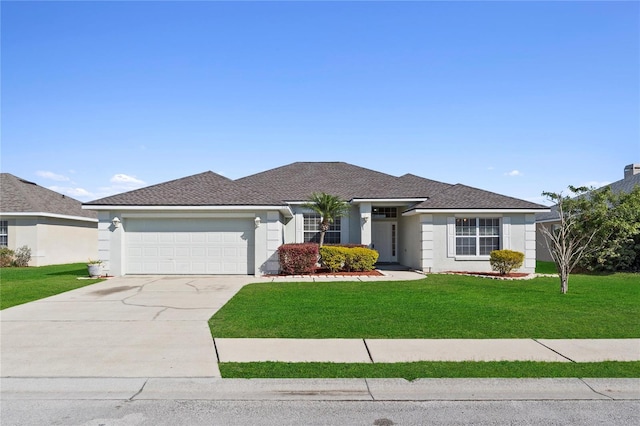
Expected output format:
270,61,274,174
83,162,548,210
236,162,410,201
85,171,281,206
1,173,97,219
408,184,547,211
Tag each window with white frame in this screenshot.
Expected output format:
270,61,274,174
303,213,341,244
455,218,500,256
0,220,7,247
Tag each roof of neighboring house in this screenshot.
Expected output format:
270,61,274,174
84,171,280,206
84,162,548,210
536,168,640,223
0,173,97,220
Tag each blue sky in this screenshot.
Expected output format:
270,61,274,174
2,1,638,205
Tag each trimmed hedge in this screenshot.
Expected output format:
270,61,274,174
278,243,319,275
489,249,525,275
319,246,379,272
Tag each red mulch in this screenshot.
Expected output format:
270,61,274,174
444,271,530,278
266,268,384,277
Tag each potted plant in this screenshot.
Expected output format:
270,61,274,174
87,259,103,278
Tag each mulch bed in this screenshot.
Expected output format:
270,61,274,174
266,268,384,277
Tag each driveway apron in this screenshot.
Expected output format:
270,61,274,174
0,276,255,378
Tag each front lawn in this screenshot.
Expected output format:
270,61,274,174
209,273,639,339
0,263,103,309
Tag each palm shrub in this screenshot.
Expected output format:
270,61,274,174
489,250,524,275
302,192,350,247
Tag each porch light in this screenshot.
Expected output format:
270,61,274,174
362,216,369,224
112,217,121,228
254,217,261,228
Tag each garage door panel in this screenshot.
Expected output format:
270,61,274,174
125,218,255,275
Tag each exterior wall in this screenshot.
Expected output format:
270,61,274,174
397,213,420,269
428,213,536,273
536,222,556,262
3,216,97,266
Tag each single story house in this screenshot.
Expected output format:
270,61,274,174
0,173,98,266
83,162,548,276
536,163,640,262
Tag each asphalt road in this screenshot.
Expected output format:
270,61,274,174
3,399,639,425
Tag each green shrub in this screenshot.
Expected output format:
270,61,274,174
277,243,319,275
0,248,15,268
13,245,32,267
319,246,349,272
490,250,525,275
344,247,379,271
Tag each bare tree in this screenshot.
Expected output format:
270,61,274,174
540,186,609,294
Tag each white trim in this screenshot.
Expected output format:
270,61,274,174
446,217,456,257
0,212,98,223
83,204,293,217
121,212,257,219
404,208,548,216
502,217,511,250
351,198,427,203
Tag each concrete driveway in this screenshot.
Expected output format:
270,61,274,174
0,276,257,378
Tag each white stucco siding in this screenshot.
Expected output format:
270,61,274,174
3,216,97,267
428,214,536,273
398,214,420,269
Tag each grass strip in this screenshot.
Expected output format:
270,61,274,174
220,361,640,380
0,263,103,309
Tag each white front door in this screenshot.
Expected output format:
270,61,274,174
371,221,397,263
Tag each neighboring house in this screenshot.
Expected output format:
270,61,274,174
0,173,98,266
83,162,548,276
536,163,640,262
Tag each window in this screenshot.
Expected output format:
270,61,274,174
0,221,7,247
372,207,397,219
303,214,341,244
455,218,500,256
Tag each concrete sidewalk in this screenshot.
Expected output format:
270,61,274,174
214,338,640,363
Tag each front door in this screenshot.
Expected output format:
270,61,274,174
371,221,397,263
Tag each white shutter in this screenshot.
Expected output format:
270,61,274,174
447,217,456,257
502,217,511,250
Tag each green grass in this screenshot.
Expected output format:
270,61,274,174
209,273,640,339
535,260,558,274
0,263,103,309
220,361,640,379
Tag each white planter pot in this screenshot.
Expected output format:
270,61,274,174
87,264,101,278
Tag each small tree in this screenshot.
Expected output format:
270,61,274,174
302,192,350,247
489,250,524,275
540,186,610,294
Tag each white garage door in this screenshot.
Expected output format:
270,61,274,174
125,218,255,275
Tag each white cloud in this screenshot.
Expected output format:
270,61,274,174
505,170,523,177
48,186,93,199
580,180,611,189
110,174,146,185
36,170,70,182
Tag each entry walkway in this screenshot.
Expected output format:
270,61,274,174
214,338,640,363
